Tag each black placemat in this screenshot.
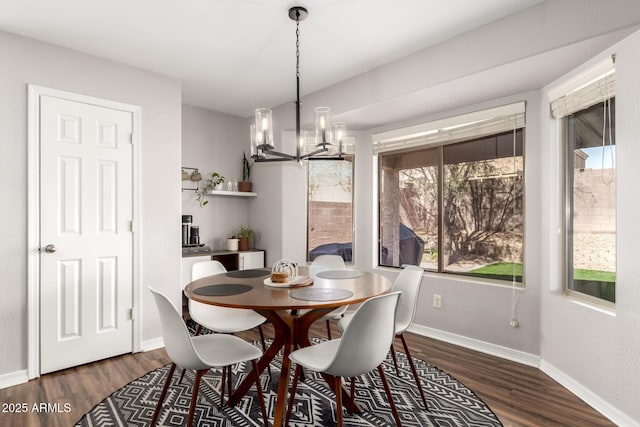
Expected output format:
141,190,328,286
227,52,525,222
193,284,253,296
226,269,270,278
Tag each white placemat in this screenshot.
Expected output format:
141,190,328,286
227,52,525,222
316,269,362,279
290,288,353,301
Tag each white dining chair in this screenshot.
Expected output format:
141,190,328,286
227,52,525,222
309,254,346,276
308,254,348,339
189,260,268,340
148,287,267,427
285,292,403,427
338,264,428,409
188,260,270,378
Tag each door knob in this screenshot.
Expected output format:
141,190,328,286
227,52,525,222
44,244,57,253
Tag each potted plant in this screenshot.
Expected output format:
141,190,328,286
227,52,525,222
238,152,253,192
196,172,225,207
236,225,256,251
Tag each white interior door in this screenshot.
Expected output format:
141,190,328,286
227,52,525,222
39,95,134,374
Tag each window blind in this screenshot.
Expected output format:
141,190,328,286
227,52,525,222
549,56,615,119
372,102,525,154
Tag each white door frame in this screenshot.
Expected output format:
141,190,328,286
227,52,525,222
27,85,142,379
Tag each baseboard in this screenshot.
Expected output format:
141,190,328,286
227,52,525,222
539,360,636,427
0,369,28,390
140,336,164,352
408,324,541,367
409,324,635,426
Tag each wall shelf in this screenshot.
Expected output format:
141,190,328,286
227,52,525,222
206,190,257,197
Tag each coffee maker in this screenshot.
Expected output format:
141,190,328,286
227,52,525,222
181,215,211,254
181,215,192,246
182,215,202,246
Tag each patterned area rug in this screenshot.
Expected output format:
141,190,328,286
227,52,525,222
76,335,502,426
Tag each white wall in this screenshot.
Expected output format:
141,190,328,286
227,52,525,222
251,2,640,424
181,105,252,248
539,30,640,424
0,30,182,376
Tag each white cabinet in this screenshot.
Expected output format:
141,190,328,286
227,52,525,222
210,249,265,271
239,251,265,270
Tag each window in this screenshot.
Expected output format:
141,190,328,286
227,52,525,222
551,58,616,305
564,99,616,304
376,103,525,283
307,158,354,262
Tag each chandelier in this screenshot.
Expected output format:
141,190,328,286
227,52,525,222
250,6,348,162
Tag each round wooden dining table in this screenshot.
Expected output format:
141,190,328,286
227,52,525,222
184,266,392,427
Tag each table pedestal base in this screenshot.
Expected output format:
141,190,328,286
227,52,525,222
229,308,362,427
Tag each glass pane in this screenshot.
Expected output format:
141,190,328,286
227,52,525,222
308,159,353,262
442,131,524,281
379,148,438,269
567,99,616,303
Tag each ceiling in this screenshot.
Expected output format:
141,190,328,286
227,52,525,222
0,0,544,117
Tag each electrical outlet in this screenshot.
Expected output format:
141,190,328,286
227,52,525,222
433,294,442,309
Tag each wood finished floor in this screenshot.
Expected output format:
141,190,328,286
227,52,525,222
0,323,614,427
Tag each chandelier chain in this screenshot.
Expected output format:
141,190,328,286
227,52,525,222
295,19,300,79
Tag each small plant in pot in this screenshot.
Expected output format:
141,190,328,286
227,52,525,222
236,225,256,251
196,172,225,207
238,152,253,192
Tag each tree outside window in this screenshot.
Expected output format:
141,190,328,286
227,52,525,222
379,130,524,283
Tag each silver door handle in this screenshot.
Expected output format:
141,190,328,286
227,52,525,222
44,244,57,253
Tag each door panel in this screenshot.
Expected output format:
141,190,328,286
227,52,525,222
40,95,133,374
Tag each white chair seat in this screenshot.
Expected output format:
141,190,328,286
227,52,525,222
189,302,266,333
192,334,262,367
289,338,341,373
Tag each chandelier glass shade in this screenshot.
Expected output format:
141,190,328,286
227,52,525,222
250,6,350,162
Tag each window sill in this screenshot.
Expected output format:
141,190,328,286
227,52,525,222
373,265,525,290
564,292,616,316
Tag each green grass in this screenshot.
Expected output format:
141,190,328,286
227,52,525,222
469,262,522,277
469,262,615,283
574,269,616,282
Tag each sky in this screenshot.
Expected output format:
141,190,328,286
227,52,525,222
583,145,616,169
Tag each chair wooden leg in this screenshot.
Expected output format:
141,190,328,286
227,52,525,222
221,366,228,404
334,375,343,427
194,324,202,336
151,363,177,427
251,360,268,427
178,367,187,384
399,333,428,410
258,325,272,378
285,364,303,425
227,364,233,402
377,364,402,427
326,319,332,340
187,370,206,427
390,343,400,376
348,377,356,414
